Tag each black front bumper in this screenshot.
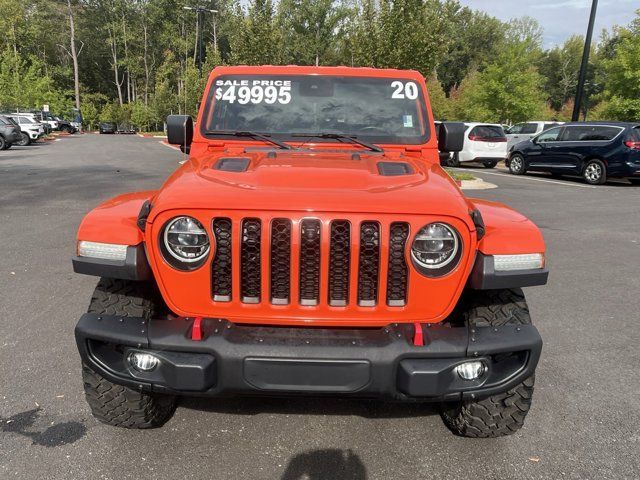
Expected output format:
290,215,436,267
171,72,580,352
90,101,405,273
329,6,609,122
75,314,542,402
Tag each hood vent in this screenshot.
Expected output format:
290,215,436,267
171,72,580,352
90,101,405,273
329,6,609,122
377,162,414,176
214,157,250,172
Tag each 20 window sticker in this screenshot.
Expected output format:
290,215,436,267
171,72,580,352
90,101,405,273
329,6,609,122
214,79,419,104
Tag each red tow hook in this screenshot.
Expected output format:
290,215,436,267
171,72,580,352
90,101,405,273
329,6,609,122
191,317,203,341
413,322,424,346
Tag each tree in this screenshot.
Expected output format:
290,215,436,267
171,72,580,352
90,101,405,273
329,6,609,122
230,0,282,65
277,0,350,66
538,35,584,111
599,20,640,120
437,7,506,93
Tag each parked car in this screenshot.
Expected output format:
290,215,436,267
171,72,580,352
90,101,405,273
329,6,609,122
117,123,137,134
72,65,548,438
0,115,21,150
506,121,640,185
37,111,59,131
54,116,77,133
447,123,508,168
505,121,564,149
6,114,45,146
98,122,117,134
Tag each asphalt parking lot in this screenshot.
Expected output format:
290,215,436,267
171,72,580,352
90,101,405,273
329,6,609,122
1,135,639,480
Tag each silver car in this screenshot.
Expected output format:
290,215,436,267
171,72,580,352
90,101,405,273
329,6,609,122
505,121,564,149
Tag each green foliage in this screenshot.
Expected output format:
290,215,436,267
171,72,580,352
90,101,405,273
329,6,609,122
0,49,73,113
1,0,639,128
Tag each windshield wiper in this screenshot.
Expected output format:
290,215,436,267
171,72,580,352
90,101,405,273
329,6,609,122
291,133,383,153
205,130,293,150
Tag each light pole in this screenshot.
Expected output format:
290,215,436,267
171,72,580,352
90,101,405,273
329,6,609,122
572,0,598,122
183,5,218,77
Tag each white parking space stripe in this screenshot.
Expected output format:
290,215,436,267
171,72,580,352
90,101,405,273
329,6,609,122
455,168,597,189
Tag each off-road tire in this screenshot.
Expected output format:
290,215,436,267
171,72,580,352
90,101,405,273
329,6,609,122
483,160,498,168
82,278,176,428
440,288,535,438
447,152,460,168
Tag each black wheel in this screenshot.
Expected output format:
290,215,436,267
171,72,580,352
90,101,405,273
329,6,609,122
508,154,526,175
0,136,6,150
16,132,30,146
482,160,498,168
82,278,176,429
63,126,73,133
629,178,640,185
440,289,535,438
447,152,460,167
582,159,606,185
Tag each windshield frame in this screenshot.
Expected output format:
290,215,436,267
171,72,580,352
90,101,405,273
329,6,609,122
200,73,432,146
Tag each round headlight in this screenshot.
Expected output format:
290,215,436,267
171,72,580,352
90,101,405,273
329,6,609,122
411,223,460,273
163,216,210,264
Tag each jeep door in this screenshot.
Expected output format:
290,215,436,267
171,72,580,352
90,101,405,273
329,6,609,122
525,126,564,172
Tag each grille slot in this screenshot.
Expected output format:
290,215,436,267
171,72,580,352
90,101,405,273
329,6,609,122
299,219,321,306
387,222,409,306
211,218,232,301
328,220,351,306
358,222,381,306
240,218,262,303
270,219,292,304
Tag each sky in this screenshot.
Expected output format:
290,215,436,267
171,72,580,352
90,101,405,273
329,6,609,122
457,0,639,47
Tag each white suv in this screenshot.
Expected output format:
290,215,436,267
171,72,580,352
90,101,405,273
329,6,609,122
448,123,508,168
7,114,45,146
506,121,564,149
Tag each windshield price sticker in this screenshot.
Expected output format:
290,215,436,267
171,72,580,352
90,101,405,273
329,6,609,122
390,81,419,100
214,79,292,105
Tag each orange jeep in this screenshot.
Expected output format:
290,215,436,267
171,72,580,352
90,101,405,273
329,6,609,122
73,66,548,437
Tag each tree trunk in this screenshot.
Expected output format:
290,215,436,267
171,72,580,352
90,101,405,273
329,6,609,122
143,21,149,106
67,0,81,111
108,25,124,106
122,11,130,103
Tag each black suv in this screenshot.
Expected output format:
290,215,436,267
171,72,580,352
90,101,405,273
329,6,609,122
0,115,21,150
506,122,640,185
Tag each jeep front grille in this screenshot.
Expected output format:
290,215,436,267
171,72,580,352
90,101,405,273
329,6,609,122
211,218,233,301
210,216,411,308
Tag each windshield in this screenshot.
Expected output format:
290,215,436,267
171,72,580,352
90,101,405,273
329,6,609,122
203,75,430,145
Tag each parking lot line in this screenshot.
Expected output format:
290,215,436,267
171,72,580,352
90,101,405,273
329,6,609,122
456,168,598,189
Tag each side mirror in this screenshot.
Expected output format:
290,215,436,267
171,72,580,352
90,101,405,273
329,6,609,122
166,115,193,150
437,122,466,153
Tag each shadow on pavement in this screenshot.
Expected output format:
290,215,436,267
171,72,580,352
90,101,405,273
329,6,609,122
281,449,367,480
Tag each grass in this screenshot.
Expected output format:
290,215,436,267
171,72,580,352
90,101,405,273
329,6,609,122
444,168,476,181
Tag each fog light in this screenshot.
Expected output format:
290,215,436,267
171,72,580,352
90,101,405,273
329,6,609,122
455,361,486,380
128,352,159,372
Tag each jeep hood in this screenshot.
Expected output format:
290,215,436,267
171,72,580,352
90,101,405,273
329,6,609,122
149,150,472,220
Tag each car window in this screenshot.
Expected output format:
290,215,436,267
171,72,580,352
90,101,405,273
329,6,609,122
508,123,525,134
561,125,622,142
17,116,34,124
542,123,561,131
535,126,562,143
626,127,640,142
521,123,538,134
469,125,505,139
0,116,8,125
